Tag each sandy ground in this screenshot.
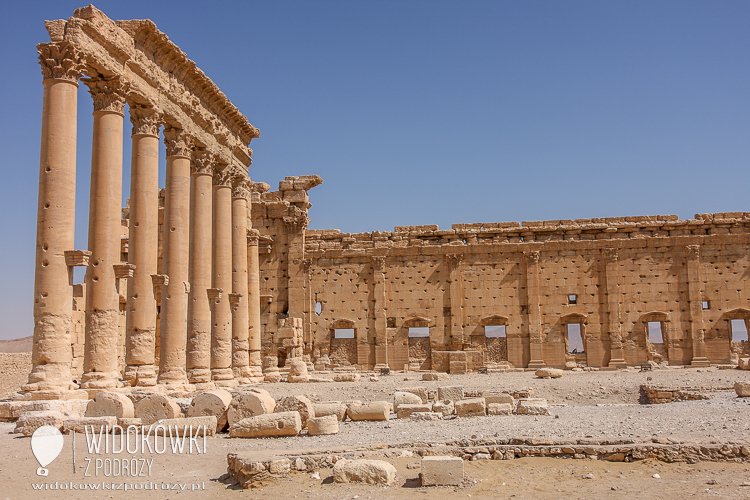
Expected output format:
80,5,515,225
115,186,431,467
2,353,750,499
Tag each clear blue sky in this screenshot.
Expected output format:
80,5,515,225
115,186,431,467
0,1,748,340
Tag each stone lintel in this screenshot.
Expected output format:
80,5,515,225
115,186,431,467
64,250,92,267
113,263,136,279
151,274,169,287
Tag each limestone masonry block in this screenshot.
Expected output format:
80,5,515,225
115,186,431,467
449,361,468,374
516,398,550,416
422,373,450,381
738,358,750,370
86,391,135,419
227,388,276,426
438,386,464,402
134,394,181,425
432,400,455,417
312,402,347,421
333,373,361,382
287,359,310,383
187,389,233,432
483,391,514,406
394,391,422,410
307,414,339,435
397,404,432,419
421,456,464,486
487,403,513,416
397,386,428,403
536,368,564,378
15,411,66,436
148,416,217,436
274,395,315,427
735,382,750,397
63,416,117,433
333,459,398,485
410,412,443,421
455,398,486,417
346,402,390,421
229,411,302,438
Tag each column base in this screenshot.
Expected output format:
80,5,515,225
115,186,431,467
691,357,711,367
247,366,263,378
608,358,628,369
124,364,158,387
80,371,121,390
11,389,89,401
157,368,189,387
214,379,239,388
527,360,546,369
192,382,217,392
188,368,213,385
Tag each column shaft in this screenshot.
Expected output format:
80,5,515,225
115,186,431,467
231,179,250,382
604,248,627,368
247,230,263,377
124,105,160,386
524,251,545,368
25,42,84,393
81,77,127,389
686,245,710,366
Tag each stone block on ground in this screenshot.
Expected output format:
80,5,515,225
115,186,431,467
274,395,315,427
333,459,397,485
187,389,232,432
307,415,339,435
62,416,116,433
449,361,468,374
229,411,302,438
15,410,65,436
227,388,276,426
134,394,181,425
148,416,217,436
432,400,455,417
410,412,443,421
421,456,464,486
118,418,142,427
535,368,564,378
735,382,750,397
516,398,550,415
487,403,513,416
333,373,361,382
287,359,309,383
394,391,422,410
85,391,135,419
483,391,514,406
397,403,432,419
455,398,486,417
346,402,390,421
397,386,428,403
738,358,750,370
422,373,449,381
437,386,464,402
312,402,347,421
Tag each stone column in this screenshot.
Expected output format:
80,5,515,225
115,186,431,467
447,254,464,351
371,255,389,370
247,229,263,378
211,165,235,386
24,42,85,394
123,104,161,387
524,250,545,368
686,245,710,366
157,126,193,387
186,149,214,387
604,248,627,368
284,210,310,353
231,177,251,382
80,76,128,390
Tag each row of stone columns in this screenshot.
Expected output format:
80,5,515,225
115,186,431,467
26,42,262,395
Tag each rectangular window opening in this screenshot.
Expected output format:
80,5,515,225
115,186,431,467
315,301,322,316
408,327,430,338
334,328,354,339
485,325,506,338
648,321,664,344
566,323,584,353
568,294,577,305
702,300,710,310
731,319,749,343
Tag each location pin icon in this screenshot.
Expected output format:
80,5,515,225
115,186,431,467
31,425,64,476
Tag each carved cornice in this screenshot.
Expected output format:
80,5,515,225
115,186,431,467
283,206,310,231
684,244,700,259
191,149,215,175
84,76,129,114
163,126,194,158
129,103,161,136
37,42,85,84
603,247,619,262
247,228,260,246
213,165,233,188
232,176,251,199
523,250,540,264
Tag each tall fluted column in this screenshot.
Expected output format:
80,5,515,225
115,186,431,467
186,149,214,387
247,229,263,377
123,104,161,387
24,42,85,394
211,166,235,386
524,250,546,368
158,126,193,387
604,248,627,368
231,177,251,382
81,76,128,389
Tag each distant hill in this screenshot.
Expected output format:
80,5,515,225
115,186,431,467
0,336,32,353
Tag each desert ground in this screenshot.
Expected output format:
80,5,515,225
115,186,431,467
1,352,750,499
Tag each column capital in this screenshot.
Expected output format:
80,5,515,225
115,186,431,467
37,41,85,84
84,76,129,115
191,148,215,175
684,244,700,259
213,165,233,188
163,126,194,158
247,228,260,246
446,253,463,269
603,247,619,262
282,206,310,231
372,255,386,271
232,176,251,199
523,250,540,264
129,103,161,137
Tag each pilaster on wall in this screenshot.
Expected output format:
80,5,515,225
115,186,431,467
371,255,388,369
524,250,545,368
446,253,464,350
685,245,709,366
604,248,626,368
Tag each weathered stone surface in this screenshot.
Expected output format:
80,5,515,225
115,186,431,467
487,403,513,416
15,411,65,436
275,395,315,426
333,459,397,485
312,402,347,421
148,416,217,436
333,373,361,382
536,368,564,378
394,391,422,410
410,411,443,421
63,416,116,433
483,391,514,406
421,456,463,486
347,402,390,421
422,373,449,381
516,398,550,415
287,359,309,383
564,361,578,370
86,391,135,419
0,399,88,421
438,386,464,402
187,389,232,432
455,398,486,417
432,400,455,417
307,415,339,435
739,358,750,370
735,382,750,397
397,386,428,403
227,388,276,426
397,403,432,419
229,411,302,437
133,394,181,425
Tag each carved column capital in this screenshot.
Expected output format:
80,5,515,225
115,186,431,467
685,244,700,259
163,126,194,158
232,176,251,199
247,228,260,246
37,41,85,84
372,255,386,272
213,165,233,187
283,206,310,231
84,76,129,115
191,148,215,175
129,103,161,137
523,250,540,264
603,247,619,262
446,253,463,269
